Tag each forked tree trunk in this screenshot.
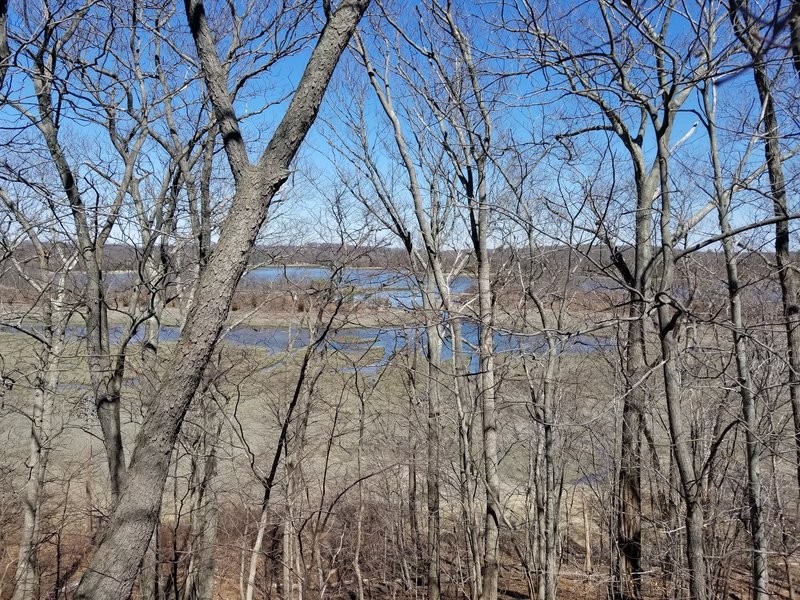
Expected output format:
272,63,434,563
611,126,659,600
73,2,370,598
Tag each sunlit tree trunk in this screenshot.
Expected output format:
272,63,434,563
11,305,69,600
73,2,370,597
704,74,768,600
655,139,708,600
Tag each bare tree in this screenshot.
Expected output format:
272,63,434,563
730,0,800,511
0,205,78,600
701,49,769,599
73,1,370,597
505,3,732,597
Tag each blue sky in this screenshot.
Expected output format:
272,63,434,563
0,0,796,252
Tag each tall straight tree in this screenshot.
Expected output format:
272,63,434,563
10,0,139,504
504,2,730,597
730,0,800,504
338,8,492,597
702,71,769,600
380,7,504,596
74,1,370,598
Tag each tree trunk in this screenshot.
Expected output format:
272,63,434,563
614,266,648,600
73,3,370,597
655,139,708,600
705,78,769,600
11,352,62,600
423,274,442,600
452,317,482,600
731,0,800,509
583,491,592,573
613,144,658,600
10,266,71,600
354,390,366,600
182,406,221,600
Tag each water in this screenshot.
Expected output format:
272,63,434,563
99,265,474,309
2,261,611,374
319,323,611,372
246,266,474,308
247,266,403,286
1,320,611,373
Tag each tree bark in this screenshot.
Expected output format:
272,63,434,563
73,3,370,598
0,0,9,88
424,275,442,600
655,139,708,600
614,163,656,600
583,490,592,573
704,75,769,600
731,0,800,510
11,324,66,600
